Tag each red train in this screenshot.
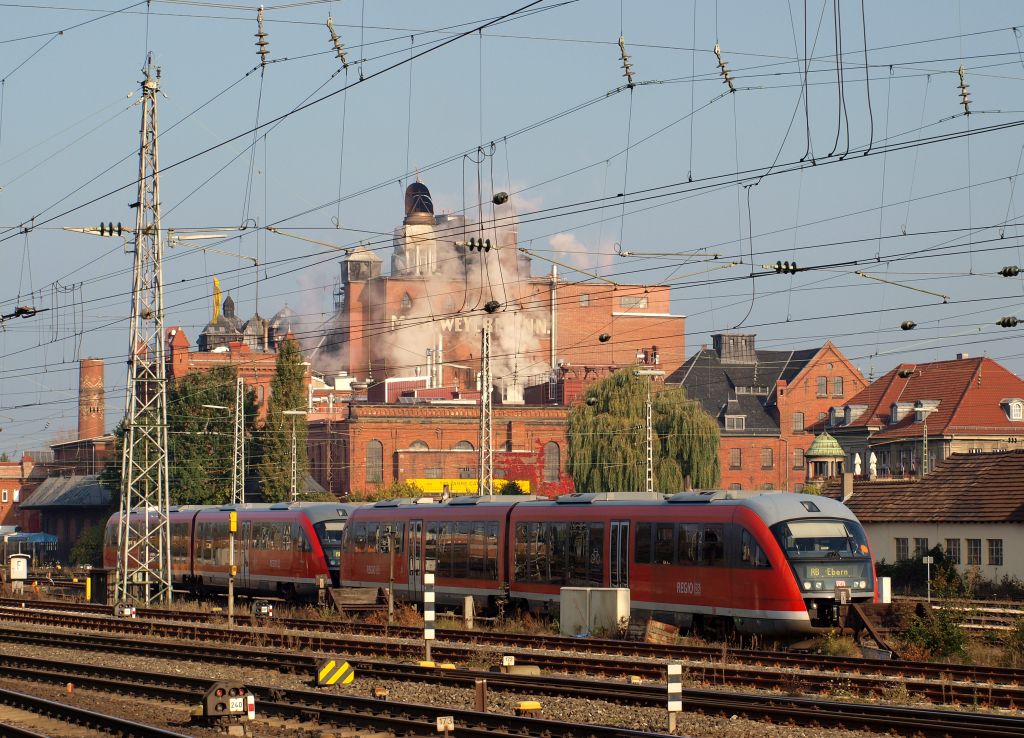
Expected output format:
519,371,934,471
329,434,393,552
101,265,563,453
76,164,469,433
339,490,876,634
102,502,361,598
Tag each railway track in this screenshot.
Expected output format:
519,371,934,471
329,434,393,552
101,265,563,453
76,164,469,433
3,597,1024,693
2,641,1023,737
0,684,191,737
0,622,1019,710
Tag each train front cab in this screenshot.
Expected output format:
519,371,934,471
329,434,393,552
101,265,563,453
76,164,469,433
756,495,875,631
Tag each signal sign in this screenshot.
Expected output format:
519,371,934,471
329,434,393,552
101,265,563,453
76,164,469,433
316,658,355,687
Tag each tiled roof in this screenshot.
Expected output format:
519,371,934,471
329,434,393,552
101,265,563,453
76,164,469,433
21,475,111,509
826,451,1024,523
674,345,821,435
840,357,1024,439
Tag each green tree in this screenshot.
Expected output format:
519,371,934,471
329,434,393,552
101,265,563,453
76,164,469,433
104,368,258,505
166,365,258,505
257,336,309,502
567,369,720,493
68,522,105,566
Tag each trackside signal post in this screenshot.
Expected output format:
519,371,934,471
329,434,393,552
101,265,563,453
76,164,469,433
228,511,237,625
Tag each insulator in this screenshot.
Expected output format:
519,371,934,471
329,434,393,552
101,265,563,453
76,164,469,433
326,15,348,69
618,36,635,89
492,192,509,205
997,316,1020,328
255,6,269,66
999,266,1021,277
900,320,917,331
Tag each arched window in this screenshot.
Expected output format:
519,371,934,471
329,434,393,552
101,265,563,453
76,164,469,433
366,440,383,484
409,440,429,451
543,441,560,482
454,441,474,451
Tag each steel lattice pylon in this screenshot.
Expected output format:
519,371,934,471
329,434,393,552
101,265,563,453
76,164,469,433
478,325,493,496
232,376,245,505
116,56,172,605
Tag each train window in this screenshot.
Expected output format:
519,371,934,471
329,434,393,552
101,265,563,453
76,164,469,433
702,525,724,565
740,529,770,568
352,523,368,552
634,523,653,564
469,521,487,578
170,522,190,563
549,523,569,585
676,524,699,564
426,522,440,563
486,522,499,579
514,523,528,580
654,523,675,565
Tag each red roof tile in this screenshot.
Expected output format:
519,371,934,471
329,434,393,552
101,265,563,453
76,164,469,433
841,357,1024,439
829,450,1024,523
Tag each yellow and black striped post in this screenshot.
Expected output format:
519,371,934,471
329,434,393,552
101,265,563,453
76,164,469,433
316,658,355,687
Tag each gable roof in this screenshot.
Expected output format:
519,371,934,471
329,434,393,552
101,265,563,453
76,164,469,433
825,450,1024,524
673,339,821,435
839,356,1024,439
21,475,111,509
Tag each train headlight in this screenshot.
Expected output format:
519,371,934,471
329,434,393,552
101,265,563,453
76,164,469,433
814,581,823,590
803,581,811,590
859,580,867,589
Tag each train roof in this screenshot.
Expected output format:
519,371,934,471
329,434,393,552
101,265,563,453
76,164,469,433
168,501,365,523
357,490,861,526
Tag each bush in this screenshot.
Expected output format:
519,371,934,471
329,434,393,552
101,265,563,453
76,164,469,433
900,579,969,660
875,544,965,596
499,480,525,496
68,523,104,567
354,480,424,501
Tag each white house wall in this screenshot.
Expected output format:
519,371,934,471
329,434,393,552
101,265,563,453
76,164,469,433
863,522,1021,582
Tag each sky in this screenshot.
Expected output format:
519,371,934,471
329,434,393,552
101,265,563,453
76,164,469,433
0,0,1023,453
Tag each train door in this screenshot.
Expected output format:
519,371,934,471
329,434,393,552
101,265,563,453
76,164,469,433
610,520,630,588
407,519,423,601
238,520,251,591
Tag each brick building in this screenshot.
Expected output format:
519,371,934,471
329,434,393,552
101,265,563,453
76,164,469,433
308,402,573,498
826,354,1024,478
673,333,867,491
307,179,686,392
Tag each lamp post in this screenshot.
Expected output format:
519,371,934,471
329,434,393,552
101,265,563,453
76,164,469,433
201,401,241,626
634,369,665,495
282,410,306,501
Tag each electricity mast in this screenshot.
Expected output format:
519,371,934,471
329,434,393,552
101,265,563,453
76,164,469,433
116,55,172,605
478,325,493,496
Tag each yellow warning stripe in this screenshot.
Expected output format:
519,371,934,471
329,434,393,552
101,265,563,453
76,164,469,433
318,660,336,683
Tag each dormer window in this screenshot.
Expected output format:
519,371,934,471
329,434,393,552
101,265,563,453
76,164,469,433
1002,398,1024,421
724,415,746,431
828,407,837,427
890,403,901,424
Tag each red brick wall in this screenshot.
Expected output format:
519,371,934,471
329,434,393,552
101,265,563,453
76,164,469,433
717,436,790,491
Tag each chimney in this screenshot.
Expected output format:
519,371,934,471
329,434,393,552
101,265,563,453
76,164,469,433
842,472,854,502
78,358,105,440
711,333,757,364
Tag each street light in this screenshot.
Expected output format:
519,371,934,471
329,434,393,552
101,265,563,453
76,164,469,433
282,410,306,501
634,369,665,495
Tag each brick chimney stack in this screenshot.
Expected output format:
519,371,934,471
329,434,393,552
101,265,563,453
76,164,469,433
78,358,105,440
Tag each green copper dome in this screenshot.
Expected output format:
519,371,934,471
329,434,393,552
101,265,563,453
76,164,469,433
804,431,845,459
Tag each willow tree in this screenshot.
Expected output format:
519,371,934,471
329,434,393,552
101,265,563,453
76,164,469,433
567,369,719,493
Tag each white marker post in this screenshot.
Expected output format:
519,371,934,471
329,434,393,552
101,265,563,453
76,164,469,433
667,662,683,733
424,570,435,662
923,555,934,603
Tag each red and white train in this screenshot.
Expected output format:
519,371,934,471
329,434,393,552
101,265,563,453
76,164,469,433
339,490,876,634
103,502,361,598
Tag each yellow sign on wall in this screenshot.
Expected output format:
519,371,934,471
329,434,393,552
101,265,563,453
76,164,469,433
405,478,531,495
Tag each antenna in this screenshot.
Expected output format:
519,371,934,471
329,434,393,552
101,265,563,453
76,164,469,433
116,56,172,605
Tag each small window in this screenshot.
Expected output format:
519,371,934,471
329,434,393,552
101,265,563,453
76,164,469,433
1,490,7,504
832,376,844,397
458,467,475,478
761,447,774,469
401,292,413,311
740,529,770,567
791,412,804,434
817,376,828,397
895,538,909,561
725,415,745,431
793,448,805,469
424,467,442,479
945,539,961,565
967,539,982,566
366,440,383,484
635,523,652,563
409,440,429,451
619,295,648,309
728,483,742,490
729,448,742,469
654,523,674,565
579,293,590,307
1012,402,1024,421
913,537,929,559
12,489,18,503
988,539,1004,566
543,442,560,482
454,441,474,451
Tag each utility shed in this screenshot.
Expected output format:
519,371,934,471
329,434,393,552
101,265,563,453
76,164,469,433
19,475,111,560
825,450,1024,582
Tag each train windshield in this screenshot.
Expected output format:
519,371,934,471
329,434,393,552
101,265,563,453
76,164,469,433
770,519,870,560
313,520,346,569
